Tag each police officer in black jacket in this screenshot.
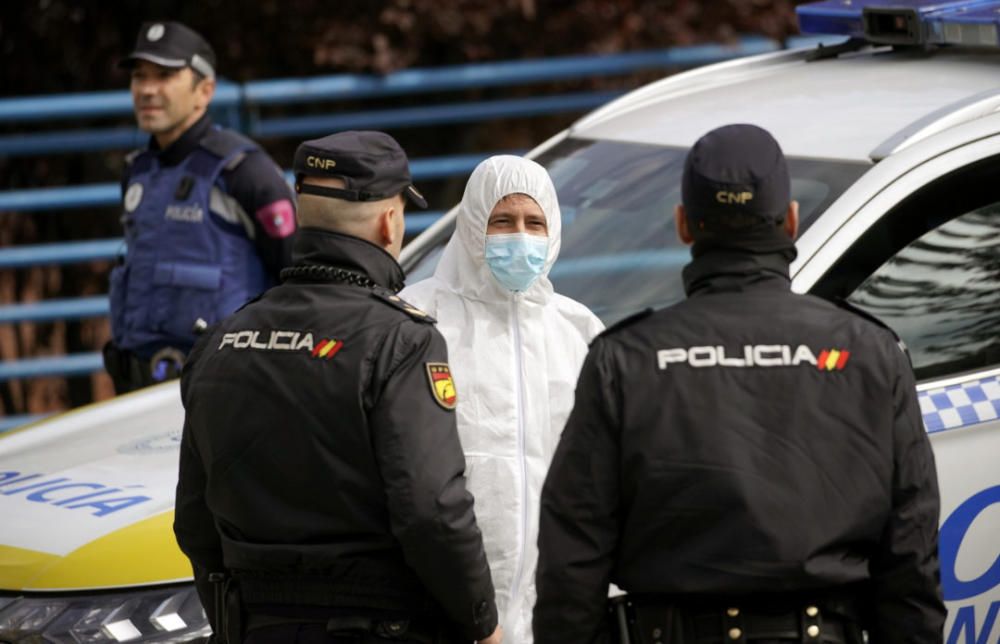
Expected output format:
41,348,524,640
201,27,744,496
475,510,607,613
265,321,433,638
175,131,501,644
533,124,945,644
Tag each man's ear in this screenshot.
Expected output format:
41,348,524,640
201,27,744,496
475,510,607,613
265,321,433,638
378,204,402,250
784,200,800,241
195,76,216,110
675,204,694,246
378,208,393,248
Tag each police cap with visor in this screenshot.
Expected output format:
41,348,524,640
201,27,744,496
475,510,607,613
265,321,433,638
681,124,793,254
120,21,216,79
293,131,428,209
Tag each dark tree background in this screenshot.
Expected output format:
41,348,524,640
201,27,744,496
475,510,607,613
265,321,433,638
0,0,810,418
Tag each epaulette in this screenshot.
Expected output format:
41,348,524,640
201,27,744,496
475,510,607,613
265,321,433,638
223,151,248,171
199,127,259,161
123,149,143,167
594,307,654,342
833,297,910,358
232,292,265,315
371,289,437,324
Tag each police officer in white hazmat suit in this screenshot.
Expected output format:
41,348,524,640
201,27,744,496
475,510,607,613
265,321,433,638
401,155,604,643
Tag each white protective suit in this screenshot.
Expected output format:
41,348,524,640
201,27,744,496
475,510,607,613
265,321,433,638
401,156,604,643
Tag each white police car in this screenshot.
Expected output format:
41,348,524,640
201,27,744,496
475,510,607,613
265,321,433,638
0,384,208,643
404,2,1000,641
1,1,998,642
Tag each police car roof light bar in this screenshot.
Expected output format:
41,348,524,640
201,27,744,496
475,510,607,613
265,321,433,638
925,4,1000,46
864,7,925,44
796,0,1000,48
797,1,867,40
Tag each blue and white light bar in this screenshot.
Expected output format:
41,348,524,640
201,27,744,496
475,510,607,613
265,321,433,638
797,0,1000,47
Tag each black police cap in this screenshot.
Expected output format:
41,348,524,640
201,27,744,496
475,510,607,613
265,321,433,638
119,22,216,79
681,124,791,234
293,131,428,209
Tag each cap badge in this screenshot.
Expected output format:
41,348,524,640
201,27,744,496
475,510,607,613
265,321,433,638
146,24,165,42
124,183,144,213
306,155,336,170
716,190,753,205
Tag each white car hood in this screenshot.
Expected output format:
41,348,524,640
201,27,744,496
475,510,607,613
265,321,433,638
0,382,191,591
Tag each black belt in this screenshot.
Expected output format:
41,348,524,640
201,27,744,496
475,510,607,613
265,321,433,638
246,613,452,643
688,609,848,642
102,341,185,394
628,602,859,644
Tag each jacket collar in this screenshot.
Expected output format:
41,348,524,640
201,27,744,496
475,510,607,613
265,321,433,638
148,113,212,166
682,249,792,297
291,227,406,292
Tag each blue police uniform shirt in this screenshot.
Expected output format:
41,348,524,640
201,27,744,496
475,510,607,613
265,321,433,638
111,115,296,358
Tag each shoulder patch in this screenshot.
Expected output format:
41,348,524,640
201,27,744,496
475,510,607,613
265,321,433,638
595,308,653,341
426,362,457,410
199,127,259,160
371,290,437,323
832,298,910,357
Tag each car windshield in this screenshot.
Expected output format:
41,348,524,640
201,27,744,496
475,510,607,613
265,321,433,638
404,138,870,324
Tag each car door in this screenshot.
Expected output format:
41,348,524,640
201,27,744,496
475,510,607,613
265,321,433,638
798,130,1000,643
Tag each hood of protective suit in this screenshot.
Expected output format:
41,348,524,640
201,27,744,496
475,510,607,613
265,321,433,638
401,155,603,644
432,155,562,304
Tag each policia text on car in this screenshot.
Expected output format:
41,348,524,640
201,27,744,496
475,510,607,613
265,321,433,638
174,131,502,644
533,125,945,644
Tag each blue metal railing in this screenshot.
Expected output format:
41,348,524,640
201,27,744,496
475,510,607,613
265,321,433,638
0,40,777,123
0,213,443,275
250,91,624,138
0,296,110,324
0,239,124,269
0,354,106,382
1,37,827,428
0,39,781,158
0,93,616,156
0,151,520,213
0,184,122,212
243,41,779,105
0,84,243,123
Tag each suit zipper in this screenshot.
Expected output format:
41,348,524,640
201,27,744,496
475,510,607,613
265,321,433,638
509,296,529,610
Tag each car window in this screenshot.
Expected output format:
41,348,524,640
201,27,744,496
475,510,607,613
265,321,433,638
811,155,1000,382
405,138,869,324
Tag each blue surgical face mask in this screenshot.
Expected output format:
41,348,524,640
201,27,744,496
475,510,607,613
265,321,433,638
484,233,549,292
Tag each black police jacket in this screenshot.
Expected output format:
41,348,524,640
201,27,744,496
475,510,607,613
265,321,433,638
174,228,498,641
534,250,945,644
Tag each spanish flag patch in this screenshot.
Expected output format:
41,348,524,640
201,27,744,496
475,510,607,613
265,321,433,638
426,363,457,410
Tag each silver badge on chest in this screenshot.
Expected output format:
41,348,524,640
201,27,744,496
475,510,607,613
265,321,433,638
124,182,144,212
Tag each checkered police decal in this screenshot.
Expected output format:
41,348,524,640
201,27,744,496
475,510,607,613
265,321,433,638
919,375,1000,434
